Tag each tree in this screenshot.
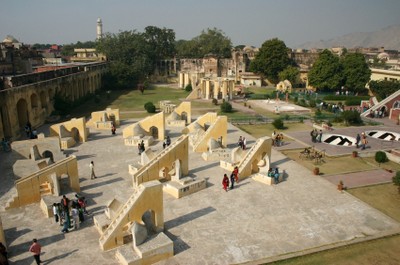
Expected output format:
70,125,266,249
340,110,362,126
175,28,232,58
341,53,371,94
278,66,300,86
143,26,176,62
220,102,233,113
369,80,400,100
393,171,400,194
250,38,292,84
96,30,153,88
308,49,343,90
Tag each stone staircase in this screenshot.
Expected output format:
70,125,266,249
361,90,400,117
237,138,264,177
99,185,145,251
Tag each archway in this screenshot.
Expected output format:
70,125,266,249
31,93,39,108
42,150,54,164
71,127,80,142
181,112,188,123
40,91,47,109
150,126,159,139
158,166,171,181
16,98,29,128
251,158,260,174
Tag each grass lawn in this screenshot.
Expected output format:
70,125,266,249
270,183,400,265
68,87,189,119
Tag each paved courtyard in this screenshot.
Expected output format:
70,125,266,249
1,119,400,265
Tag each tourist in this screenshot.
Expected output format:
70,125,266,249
140,140,145,154
61,220,69,233
24,122,32,138
1,138,10,152
242,137,247,150
90,161,97,179
61,195,71,228
230,173,235,190
318,130,323,143
267,168,273,177
138,142,142,155
222,174,229,192
238,136,243,149
355,133,361,148
166,136,171,146
71,206,80,230
272,131,277,146
274,168,280,184
0,242,8,265
77,195,89,215
111,122,116,135
361,134,368,150
233,166,239,183
52,203,59,223
29,239,42,265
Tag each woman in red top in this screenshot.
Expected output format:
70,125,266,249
233,166,239,183
222,174,229,192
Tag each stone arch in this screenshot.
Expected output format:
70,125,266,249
16,98,29,128
40,91,47,108
159,166,171,181
141,209,156,232
71,127,80,142
42,150,54,163
150,126,159,139
393,100,400,109
181,111,188,123
31,93,39,108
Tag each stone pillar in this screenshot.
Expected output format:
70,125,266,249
184,73,190,88
214,81,220,99
228,80,234,100
179,72,184,89
205,80,211,99
222,80,228,100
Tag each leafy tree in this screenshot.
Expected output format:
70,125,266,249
308,49,343,90
341,53,371,94
175,28,232,58
143,26,176,62
393,171,400,194
96,30,152,88
250,38,292,84
369,56,386,69
144,102,156,113
278,66,300,85
369,80,400,100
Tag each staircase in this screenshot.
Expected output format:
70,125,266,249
192,116,224,151
99,185,145,251
40,182,52,196
361,90,400,117
237,138,264,176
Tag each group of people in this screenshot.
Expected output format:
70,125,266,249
24,122,38,139
53,194,89,234
237,136,247,150
222,166,239,191
138,140,145,155
271,131,284,147
267,168,281,184
355,132,368,150
310,129,323,143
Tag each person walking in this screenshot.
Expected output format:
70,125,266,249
233,166,239,183
71,206,80,230
111,122,116,135
29,239,42,265
52,203,59,223
222,174,229,192
229,173,235,190
355,133,361,148
242,137,247,150
90,161,97,179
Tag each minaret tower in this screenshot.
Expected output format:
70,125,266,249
96,18,103,40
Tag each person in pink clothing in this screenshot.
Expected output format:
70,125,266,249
222,174,229,192
29,238,42,264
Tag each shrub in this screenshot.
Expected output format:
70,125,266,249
144,102,156,113
341,110,363,125
309,99,316,108
212,98,218,105
272,118,284,129
293,96,298,103
345,98,362,106
185,84,192,92
284,114,290,120
315,109,322,117
220,102,233,113
375,151,389,164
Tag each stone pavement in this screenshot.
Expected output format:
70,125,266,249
1,120,400,265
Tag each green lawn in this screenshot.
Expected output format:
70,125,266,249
237,123,312,140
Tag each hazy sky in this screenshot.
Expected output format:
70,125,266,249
1,0,400,48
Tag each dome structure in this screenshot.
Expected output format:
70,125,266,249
2,35,18,43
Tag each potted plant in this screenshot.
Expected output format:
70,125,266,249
313,167,320,175
352,151,358,158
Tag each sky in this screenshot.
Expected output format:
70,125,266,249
1,0,400,48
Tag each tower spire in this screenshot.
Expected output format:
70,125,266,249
96,18,103,40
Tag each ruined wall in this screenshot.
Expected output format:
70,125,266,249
0,62,107,140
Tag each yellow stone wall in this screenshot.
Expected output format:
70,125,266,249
50,117,88,143
90,108,120,126
123,112,165,140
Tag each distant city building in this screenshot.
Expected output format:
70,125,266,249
70,48,106,63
